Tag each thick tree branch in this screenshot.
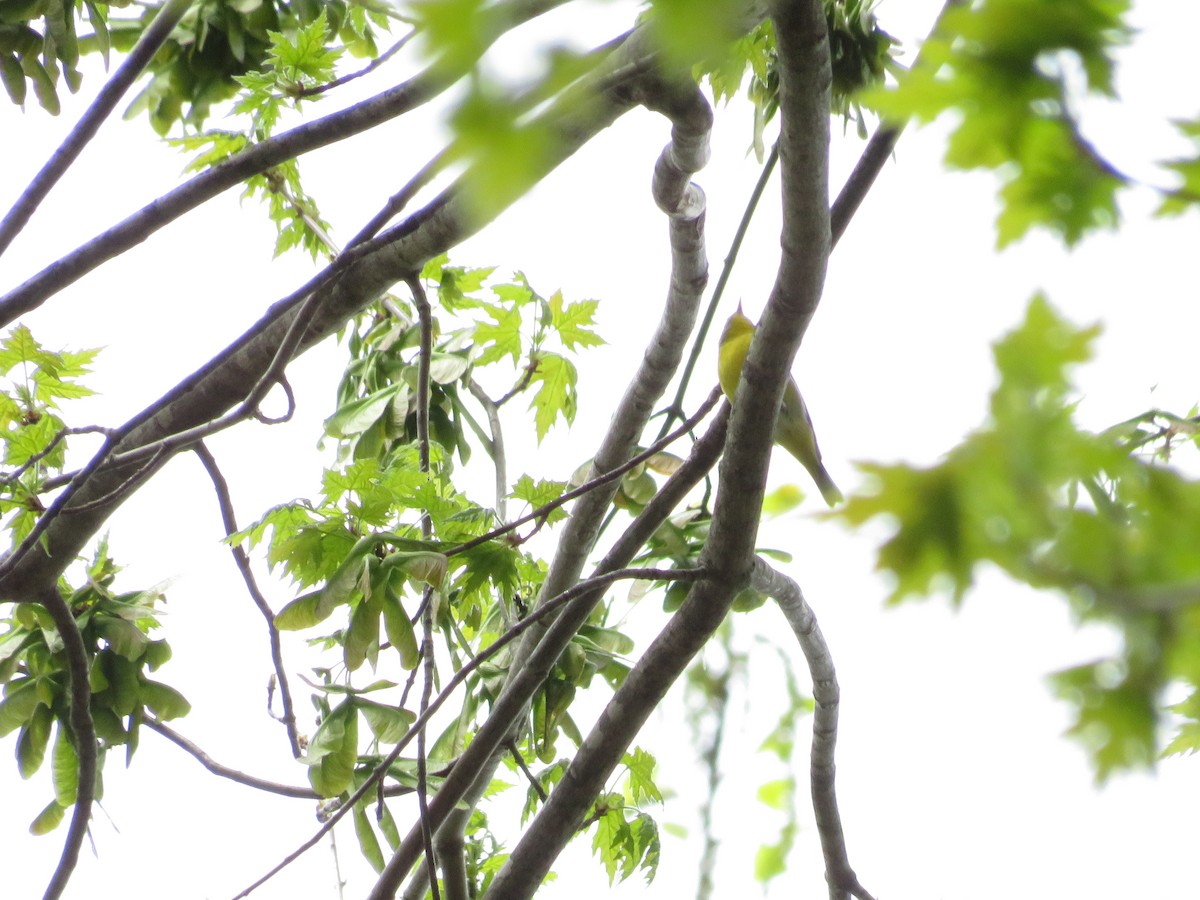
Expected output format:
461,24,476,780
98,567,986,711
0,0,570,327
368,406,729,899
235,565,704,900
751,559,875,900
486,0,833,892
0,15,702,610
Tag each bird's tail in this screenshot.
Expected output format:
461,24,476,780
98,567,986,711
813,466,843,507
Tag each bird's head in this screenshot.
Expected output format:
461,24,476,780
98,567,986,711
720,304,755,345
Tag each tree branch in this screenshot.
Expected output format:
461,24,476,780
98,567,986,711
146,719,319,798
658,140,780,439
466,379,507,523
0,12,693,609
37,587,95,900
146,718,452,800
234,565,704,900
829,0,966,248
485,0,833,892
406,273,442,900
369,405,729,898
750,559,875,900
193,442,301,757
0,0,571,326
0,0,194,257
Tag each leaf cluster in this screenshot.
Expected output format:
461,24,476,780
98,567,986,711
866,0,1131,246
224,254,653,879
843,295,1200,780
2,0,390,132
0,325,97,546
0,540,186,834
698,0,900,157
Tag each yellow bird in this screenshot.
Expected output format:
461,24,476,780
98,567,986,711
717,307,843,506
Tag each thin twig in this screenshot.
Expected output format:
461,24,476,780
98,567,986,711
193,442,301,757
445,387,721,560
38,587,95,900
466,379,508,522
146,717,448,799
346,149,452,250
59,446,169,515
231,565,705,900
829,0,966,248
0,425,111,487
147,719,318,798
656,141,780,439
407,273,442,899
299,29,418,98
507,739,548,804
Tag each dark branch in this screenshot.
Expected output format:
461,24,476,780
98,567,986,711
193,442,301,757
0,0,571,326
0,0,193,257
829,0,967,248
38,587,95,900
371,408,728,897
234,565,705,900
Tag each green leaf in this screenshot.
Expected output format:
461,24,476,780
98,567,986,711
761,483,804,517
353,799,385,872
274,591,325,630
756,777,792,811
528,353,577,441
548,291,603,351
428,351,470,384
51,723,78,807
28,799,66,835
645,0,750,70
1051,661,1157,782
325,383,404,438
345,595,380,672
358,699,415,744
306,701,358,797
95,616,148,660
754,838,788,883
473,304,524,367
140,679,191,720
623,747,662,805
0,678,41,736
380,590,419,670
16,703,52,778
509,474,567,522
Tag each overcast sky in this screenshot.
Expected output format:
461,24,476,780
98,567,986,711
3,2,1200,898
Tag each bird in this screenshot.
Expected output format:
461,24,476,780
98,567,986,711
717,306,843,506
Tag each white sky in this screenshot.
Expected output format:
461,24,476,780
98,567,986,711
2,1,1200,898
